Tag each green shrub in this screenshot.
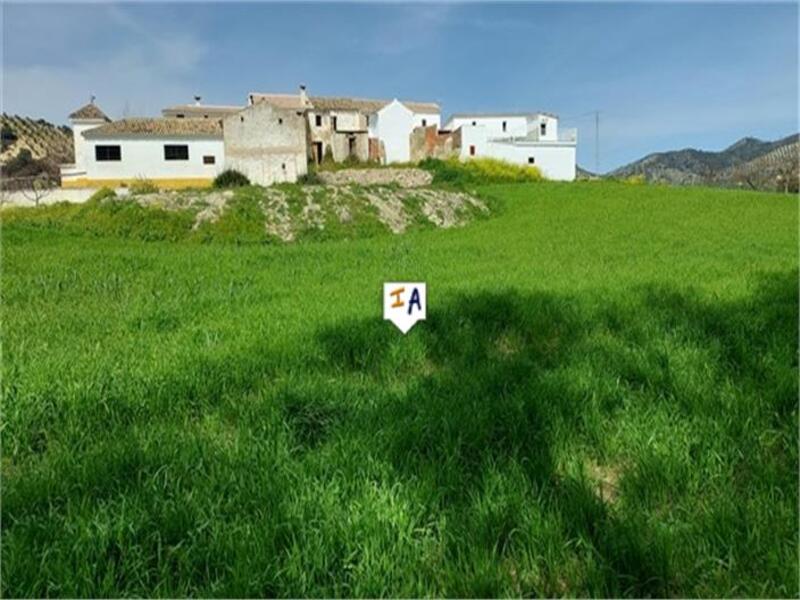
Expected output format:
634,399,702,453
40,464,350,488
419,157,544,186
213,169,250,189
87,187,116,203
298,170,323,185
624,174,647,185
129,178,158,195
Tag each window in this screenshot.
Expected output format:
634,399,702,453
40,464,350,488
203,155,216,165
176,113,185,119
540,122,547,136
240,116,244,123
528,157,535,164
95,145,121,161
502,121,507,132
332,116,338,130
469,145,476,156
471,120,477,126
164,144,189,161
315,114,322,127
422,118,427,127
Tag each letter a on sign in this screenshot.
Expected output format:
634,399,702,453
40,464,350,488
384,282,426,334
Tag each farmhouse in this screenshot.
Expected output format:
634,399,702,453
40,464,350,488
249,86,440,164
61,103,225,189
442,112,577,181
59,88,577,188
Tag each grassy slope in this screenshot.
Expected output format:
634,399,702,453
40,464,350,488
2,182,797,597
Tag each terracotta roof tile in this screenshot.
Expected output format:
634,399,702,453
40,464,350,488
83,118,223,138
249,92,439,115
69,103,111,121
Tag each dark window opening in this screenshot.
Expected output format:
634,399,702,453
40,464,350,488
528,157,535,164
469,145,476,156
95,145,121,161
164,144,189,161
278,117,283,125
240,116,244,123
332,116,338,130
422,118,427,127
203,155,216,165
176,114,185,119
502,121,507,132
540,122,547,136
471,120,477,126
315,115,322,127
281,163,286,170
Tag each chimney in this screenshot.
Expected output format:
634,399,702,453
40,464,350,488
299,84,310,107
194,95,202,106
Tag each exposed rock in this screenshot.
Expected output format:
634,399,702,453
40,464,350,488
318,168,433,188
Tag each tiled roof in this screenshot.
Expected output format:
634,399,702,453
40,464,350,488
249,93,310,110
69,103,111,121
162,104,243,117
83,118,223,138
249,92,440,115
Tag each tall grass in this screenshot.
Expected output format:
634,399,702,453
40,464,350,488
2,182,797,597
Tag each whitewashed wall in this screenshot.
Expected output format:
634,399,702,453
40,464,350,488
413,112,440,130
83,137,225,180
374,100,415,163
72,120,106,171
446,116,528,137
458,124,576,181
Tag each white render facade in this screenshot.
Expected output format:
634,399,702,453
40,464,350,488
368,100,441,163
444,113,577,181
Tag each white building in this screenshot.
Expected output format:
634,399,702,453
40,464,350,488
369,99,441,163
59,94,577,189
443,112,577,181
61,103,225,189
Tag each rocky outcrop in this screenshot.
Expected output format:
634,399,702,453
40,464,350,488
317,168,433,188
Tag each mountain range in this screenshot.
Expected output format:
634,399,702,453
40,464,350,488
606,134,798,191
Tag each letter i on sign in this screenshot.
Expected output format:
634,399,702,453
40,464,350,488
383,282,426,334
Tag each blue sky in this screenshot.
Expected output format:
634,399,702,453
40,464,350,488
3,2,797,171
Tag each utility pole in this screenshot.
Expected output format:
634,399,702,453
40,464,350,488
594,110,600,175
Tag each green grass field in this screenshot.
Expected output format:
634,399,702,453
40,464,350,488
2,181,797,597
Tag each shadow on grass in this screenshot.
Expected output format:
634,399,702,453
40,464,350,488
3,270,796,597
313,270,797,596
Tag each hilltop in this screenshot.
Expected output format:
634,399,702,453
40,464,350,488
610,133,798,190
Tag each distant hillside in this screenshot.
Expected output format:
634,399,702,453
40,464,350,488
1,114,73,165
715,140,799,193
610,134,798,188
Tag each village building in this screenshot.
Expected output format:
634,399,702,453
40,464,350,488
221,99,308,185
249,86,440,164
61,103,225,189
161,98,244,120
59,90,577,188
441,112,577,181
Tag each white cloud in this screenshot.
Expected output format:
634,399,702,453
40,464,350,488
2,4,208,123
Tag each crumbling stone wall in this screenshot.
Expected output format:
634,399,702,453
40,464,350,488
317,168,433,188
223,102,308,185
410,125,461,162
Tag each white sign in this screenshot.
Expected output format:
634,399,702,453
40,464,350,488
383,282,426,334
